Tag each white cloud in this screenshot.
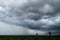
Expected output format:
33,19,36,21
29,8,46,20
40,4,54,13
0,0,28,7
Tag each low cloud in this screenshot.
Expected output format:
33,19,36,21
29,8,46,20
0,0,60,35
0,22,46,35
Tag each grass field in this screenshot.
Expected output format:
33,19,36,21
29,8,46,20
0,35,59,40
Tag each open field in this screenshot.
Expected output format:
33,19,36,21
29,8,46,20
0,35,59,40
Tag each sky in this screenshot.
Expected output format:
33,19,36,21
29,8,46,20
0,0,60,35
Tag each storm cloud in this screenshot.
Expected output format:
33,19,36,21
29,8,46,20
0,0,60,35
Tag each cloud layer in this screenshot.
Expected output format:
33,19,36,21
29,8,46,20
0,22,46,35
0,0,60,35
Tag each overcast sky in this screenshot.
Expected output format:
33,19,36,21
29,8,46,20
0,0,60,35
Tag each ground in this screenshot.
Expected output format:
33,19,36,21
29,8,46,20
0,35,59,40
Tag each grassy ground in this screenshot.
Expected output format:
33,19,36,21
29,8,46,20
0,35,59,40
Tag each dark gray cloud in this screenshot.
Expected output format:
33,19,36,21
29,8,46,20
0,0,60,35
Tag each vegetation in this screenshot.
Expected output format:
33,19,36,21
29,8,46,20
0,35,60,40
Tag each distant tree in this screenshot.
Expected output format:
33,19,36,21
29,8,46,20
49,32,51,36
35,33,38,40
